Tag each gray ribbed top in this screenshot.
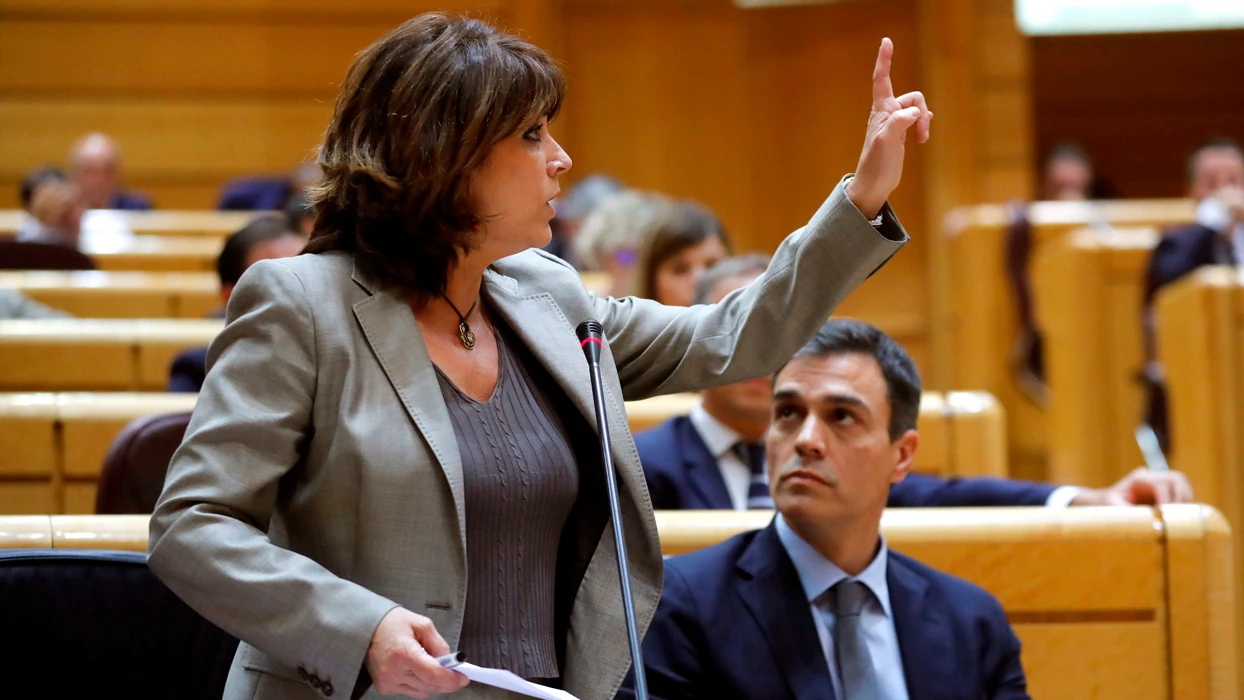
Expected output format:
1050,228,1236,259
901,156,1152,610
435,325,579,680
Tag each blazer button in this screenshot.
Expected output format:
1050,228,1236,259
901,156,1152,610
322,681,335,697
297,667,309,681
310,676,323,689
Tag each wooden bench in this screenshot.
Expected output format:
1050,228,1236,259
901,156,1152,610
1,506,1234,698
0,390,1005,514
0,271,220,318
86,235,223,273
1156,266,1244,687
1032,227,1157,488
0,209,256,240
943,200,1193,481
0,319,222,392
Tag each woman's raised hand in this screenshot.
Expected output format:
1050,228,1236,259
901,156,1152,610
846,38,934,220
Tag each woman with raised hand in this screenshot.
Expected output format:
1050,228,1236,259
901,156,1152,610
149,13,929,700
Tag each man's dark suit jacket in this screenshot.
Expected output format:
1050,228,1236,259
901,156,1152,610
108,191,153,211
168,347,208,393
1144,224,1227,305
635,416,1057,510
215,177,292,211
617,522,1028,700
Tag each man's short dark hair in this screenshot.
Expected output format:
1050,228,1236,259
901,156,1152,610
217,215,299,287
20,166,67,210
1186,137,1244,183
785,319,922,441
693,254,770,305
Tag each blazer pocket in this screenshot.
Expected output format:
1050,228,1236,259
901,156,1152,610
238,642,306,683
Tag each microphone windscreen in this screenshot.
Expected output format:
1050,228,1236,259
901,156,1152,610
576,319,603,343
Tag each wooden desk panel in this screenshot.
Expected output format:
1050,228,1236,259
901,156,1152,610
1033,227,1157,488
942,200,1194,482
89,236,223,273
0,271,220,319
1158,270,1244,691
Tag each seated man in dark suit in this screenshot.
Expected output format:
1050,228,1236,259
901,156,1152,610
1142,138,1244,448
167,215,305,392
620,319,1029,699
69,133,152,210
639,257,1193,510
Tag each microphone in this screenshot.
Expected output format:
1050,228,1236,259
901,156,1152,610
575,319,650,700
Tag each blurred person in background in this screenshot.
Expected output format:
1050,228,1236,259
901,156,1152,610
167,215,305,392
574,189,671,297
545,173,624,267
69,133,152,210
1006,142,1103,403
632,199,731,306
1143,137,1244,451
16,166,68,239
217,161,323,212
19,178,88,248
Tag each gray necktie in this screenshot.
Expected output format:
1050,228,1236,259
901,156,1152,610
828,580,880,700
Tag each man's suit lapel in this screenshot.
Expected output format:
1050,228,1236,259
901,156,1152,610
349,262,467,547
737,523,836,700
889,553,954,700
675,417,735,509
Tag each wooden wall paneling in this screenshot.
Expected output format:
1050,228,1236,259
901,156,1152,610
562,1,754,251
0,21,393,96
1032,29,1244,198
0,0,502,16
742,0,930,375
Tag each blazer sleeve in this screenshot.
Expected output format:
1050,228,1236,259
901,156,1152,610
593,176,907,400
889,472,1056,507
616,564,708,700
147,261,398,697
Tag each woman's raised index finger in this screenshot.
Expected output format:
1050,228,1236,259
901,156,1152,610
873,37,895,106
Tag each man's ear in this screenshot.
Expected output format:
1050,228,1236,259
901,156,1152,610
890,429,919,485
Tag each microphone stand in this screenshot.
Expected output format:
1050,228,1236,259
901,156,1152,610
576,319,649,700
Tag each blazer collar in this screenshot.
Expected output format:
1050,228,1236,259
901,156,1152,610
480,266,598,424
676,415,735,510
350,259,467,550
737,521,836,700
887,552,953,700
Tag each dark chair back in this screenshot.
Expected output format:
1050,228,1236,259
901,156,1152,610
0,240,95,270
96,411,191,514
0,549,238,699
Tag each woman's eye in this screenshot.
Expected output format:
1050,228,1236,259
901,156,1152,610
524,124,543,141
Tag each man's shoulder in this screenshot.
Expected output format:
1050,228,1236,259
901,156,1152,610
890,550,1008,621
633,416,691,462
665,528,762,588
1154,223,1217,257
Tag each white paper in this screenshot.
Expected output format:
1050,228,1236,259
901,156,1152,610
456,663,581,700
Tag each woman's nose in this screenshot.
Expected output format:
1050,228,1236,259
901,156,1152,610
548,140,573,176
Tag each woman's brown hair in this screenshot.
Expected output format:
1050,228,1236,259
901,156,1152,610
633,200,731,301
305,13,565,301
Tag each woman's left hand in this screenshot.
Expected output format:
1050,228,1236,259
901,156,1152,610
846,37,934,220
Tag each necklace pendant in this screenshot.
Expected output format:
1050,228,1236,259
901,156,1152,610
459,321,476,350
